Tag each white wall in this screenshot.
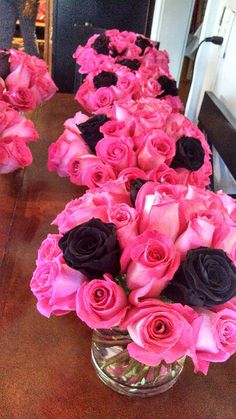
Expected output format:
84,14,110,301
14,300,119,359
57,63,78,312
185,0,236,193
186,0,236,121
151,0,195,84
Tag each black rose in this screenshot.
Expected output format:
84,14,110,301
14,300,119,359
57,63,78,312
77,114,110,153
163,247,236,307
91,34,110,55
116,59,141,71
0,52,10,80
157,76,178,98
58,218,121,280
135,36,153,55
93,71,118,89
130,178,148,207
110,47,127,58
170,136,205,171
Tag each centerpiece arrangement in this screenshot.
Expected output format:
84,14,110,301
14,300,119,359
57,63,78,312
31,179,236,396
32,30,236,396
0,48,57,173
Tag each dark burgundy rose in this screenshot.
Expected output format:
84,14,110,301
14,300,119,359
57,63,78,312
110,47,127,58
155,42,160,50
157,76,178,98
135,36,153,55
130,178,148,207
116,59,141,71
59,218,121,280
170,136,205,171
77,114,110,153
0,52,10,80
93,71,118,89
91,34,110,55
164,247,236,307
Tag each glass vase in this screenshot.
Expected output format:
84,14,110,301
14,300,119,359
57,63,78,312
91,328,185,397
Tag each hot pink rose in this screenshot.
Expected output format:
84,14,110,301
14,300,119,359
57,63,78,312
96,136,136,172
108,203,139,249
94,87,114,109
192,303,236,374
76,274,128,329
37,233,62,264
137,130,175,171
148,164,180,184
121,230,180,297
100,120,128,138
120,299,198,366
118,167,147,192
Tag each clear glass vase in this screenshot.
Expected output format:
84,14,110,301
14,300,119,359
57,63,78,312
91,328,185,397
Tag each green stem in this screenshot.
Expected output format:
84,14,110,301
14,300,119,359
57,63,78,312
101,349,130,369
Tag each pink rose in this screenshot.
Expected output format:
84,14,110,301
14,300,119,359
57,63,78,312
3,86,36,111
108,203,139,249
37,234,62,264
0,143,10,173
95,87,114,109
68,154,116,188
52,192,109,233
5,137,32,168
31,258,86,318
118,167,147,192
121,299,198,366
96,136,136,172
148,164,180,184
99,120,128,138
31,74,58,105
136,183,187,240
192,303,236,374
137,130,175,171
76,274,128,329
121,230,180,297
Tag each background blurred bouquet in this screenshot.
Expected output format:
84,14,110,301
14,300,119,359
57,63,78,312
0,49,57,112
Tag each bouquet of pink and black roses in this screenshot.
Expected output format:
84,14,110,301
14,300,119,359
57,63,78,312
74,30,183,113
31,179,236,377
0,49,57,112
0,100,38,173
48,97,212,189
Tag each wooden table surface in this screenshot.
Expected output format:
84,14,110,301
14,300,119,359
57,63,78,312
1,93,236,419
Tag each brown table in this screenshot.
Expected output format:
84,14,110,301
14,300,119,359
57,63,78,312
1,94,236,419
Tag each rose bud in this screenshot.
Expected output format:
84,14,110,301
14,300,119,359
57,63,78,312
58,218,121,279
164,247,236,308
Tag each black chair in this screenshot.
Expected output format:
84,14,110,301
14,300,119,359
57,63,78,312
198,91,236,197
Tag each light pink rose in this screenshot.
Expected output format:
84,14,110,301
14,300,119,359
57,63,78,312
68,154,116,188
120,299,198,366
191,303,236,374
121,230,180,297
137,130,175,171
135,183,187,240
31,258,86,318
3,86,36,111
52,192,109,233
96,136,136,172
37,234,62,264
31,74,57,105
76,274,128,329
108,203,139,249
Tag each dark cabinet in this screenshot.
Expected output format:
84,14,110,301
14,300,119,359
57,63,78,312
52,0,154,92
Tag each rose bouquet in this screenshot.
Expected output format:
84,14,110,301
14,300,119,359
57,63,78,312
31,179,236,394
73,30,183,113
47,98,212,189
0,49,57,112
0,100,39,173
